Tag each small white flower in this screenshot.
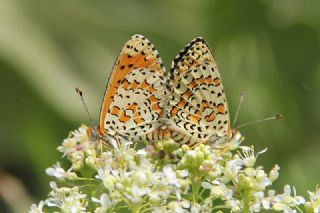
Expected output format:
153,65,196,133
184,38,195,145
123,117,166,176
163,166,179,186
269,164,280,181
256,169,272,189
202,181,211,189
136,149,147,157
238,146,267,168
92,193,112,213
223,158,244,181
252,191,271,211
305,186,320,212
49,181,58,190
149,193,161,203
46,162,77,180
178,170,189,178
271,185,305,212
190,202,201,213
29,201,44,213
187,150,197,159
45,182,87,212
212,182,233,200
226,199,241,212
250,201,261,212
167,200,190,213
268,189,276,197
262,198,271,209
96,168,118,190
132,184,149,197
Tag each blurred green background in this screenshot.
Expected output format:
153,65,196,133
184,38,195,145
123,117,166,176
0,0,319,212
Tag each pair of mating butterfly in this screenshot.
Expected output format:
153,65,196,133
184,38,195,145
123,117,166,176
80,34,239,148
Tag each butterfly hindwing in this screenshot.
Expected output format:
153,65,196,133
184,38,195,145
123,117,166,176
99,35,167,140
167,37,231,145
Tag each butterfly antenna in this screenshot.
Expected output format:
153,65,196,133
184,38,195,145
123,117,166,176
236,114,283,129
232,91,245,127
75,87,95,128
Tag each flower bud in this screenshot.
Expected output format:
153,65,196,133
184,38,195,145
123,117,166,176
269,164,280,181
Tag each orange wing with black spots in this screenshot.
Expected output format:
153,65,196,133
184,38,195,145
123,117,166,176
167,37,231,146
99,35,167,141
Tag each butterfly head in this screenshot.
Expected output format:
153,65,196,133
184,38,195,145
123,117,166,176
230,128,242,142
86,126,100,140
208,127,242,148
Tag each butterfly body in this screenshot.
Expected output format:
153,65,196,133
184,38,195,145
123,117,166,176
93,34,234,147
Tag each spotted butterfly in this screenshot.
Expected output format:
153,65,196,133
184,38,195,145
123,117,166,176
93,34,235,147
165,37,232,147
96,35,167,142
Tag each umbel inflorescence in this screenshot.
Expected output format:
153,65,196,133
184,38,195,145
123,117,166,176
29,125,320,213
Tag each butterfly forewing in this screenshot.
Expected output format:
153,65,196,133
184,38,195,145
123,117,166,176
168,37,231,145
99,34,167,140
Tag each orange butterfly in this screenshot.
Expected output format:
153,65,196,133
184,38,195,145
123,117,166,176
79,34,235,147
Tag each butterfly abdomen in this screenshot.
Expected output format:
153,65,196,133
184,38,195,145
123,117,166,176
141,127,202,147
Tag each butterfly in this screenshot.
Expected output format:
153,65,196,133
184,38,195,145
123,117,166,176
93,34,234,147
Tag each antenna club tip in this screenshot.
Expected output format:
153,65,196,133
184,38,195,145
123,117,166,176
75,87,83,96
276,114,283,119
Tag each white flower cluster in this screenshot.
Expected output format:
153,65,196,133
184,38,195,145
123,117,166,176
305,186,320,213
30,126,319,213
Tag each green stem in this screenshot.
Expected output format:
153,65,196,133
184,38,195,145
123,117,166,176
191,175,202,203
213,205,231,210
242,190,251,213
130,196,148,213
140,206,153,213
296,206,304,213
131,203,141,213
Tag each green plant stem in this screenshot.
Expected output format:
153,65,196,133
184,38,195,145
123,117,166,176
131,203,141,213
242,190,251,213
191,175,203,203
213,205,230,210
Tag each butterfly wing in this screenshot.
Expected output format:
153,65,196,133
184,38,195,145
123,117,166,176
167,37,231,146
99,35,167,141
